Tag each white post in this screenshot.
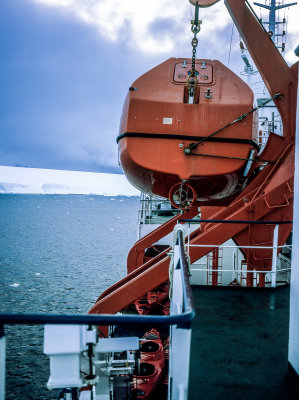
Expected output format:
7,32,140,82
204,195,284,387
271,224,279,288
170,326,191,400
187,223,190,258
288,65,299,378
170,239,183,315
169,227,192,400
0,326,5,400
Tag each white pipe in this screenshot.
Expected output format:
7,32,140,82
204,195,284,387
288,58,299,377
271,225,279,288
0,328,5,400
190,268,291,273
187,244,289,249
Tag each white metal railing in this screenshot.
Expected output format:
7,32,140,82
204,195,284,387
0,329,4,400
169,226,194,400
255,99,283,153
184,222,292,288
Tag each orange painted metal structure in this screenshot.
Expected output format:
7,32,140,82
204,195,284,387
118,58,259,203
89,0,297,317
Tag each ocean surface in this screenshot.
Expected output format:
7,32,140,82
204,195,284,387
0,194,140,399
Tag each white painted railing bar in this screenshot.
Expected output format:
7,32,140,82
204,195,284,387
271,224,279,288
0,327,5,400
187,244,291,249
169,227,194,400
274,268,292,272
190,268,291,274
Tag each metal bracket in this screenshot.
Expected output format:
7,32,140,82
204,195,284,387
204,88,213,99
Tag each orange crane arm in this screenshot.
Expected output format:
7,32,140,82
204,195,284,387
224,0,298,140
127,206,198,273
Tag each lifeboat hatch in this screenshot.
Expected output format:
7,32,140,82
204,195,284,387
174,61,213,84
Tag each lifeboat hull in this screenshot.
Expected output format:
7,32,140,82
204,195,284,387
118,58,258,203
132,329,165,399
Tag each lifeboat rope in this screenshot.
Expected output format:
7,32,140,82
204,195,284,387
116,133,260,151
184,92,283,154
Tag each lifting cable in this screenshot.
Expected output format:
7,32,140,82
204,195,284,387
184,92,283,155
186,2,202,97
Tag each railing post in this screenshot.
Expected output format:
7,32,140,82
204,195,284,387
187,222,190,258
169,228,192,400
171,233,183,315
0,325,5,400
271,224,279,288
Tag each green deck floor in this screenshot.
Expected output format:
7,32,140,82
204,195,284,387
188,286,298,400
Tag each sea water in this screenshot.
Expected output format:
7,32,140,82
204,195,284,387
0,194,139,399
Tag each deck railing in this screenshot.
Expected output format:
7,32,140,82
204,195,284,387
179,219,292,288
169,228,194,399
0,228,194,400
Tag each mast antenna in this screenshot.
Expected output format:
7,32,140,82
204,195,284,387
253,0,297,53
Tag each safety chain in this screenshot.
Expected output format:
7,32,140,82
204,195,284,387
187,2,202,96
184,92,283,154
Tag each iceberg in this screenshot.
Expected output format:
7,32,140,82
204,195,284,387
0,166,140,196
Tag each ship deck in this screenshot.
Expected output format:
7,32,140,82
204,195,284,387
189,285,298,400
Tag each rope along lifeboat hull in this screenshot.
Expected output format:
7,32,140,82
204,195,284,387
118,58,258,203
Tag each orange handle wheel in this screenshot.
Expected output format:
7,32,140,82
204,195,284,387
169,182,197,210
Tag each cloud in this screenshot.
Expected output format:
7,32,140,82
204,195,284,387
1,0,298,174
31,0,232,54
31,0,298,63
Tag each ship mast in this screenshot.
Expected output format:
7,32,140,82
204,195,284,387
239,0,297,85
253,0,297,54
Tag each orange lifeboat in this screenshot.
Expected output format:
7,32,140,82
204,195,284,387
132,329,165,399
118,58,259,205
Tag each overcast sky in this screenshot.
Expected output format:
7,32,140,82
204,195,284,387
0,0,298,173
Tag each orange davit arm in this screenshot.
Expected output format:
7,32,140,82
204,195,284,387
194,0,297,139
127,206,198,273
224,0,297,141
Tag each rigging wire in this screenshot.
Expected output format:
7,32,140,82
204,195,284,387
245,0,268,32
285,5,289,55
227,22,235,66
258,3,262,22
189,2,193,18
184,93,283,153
